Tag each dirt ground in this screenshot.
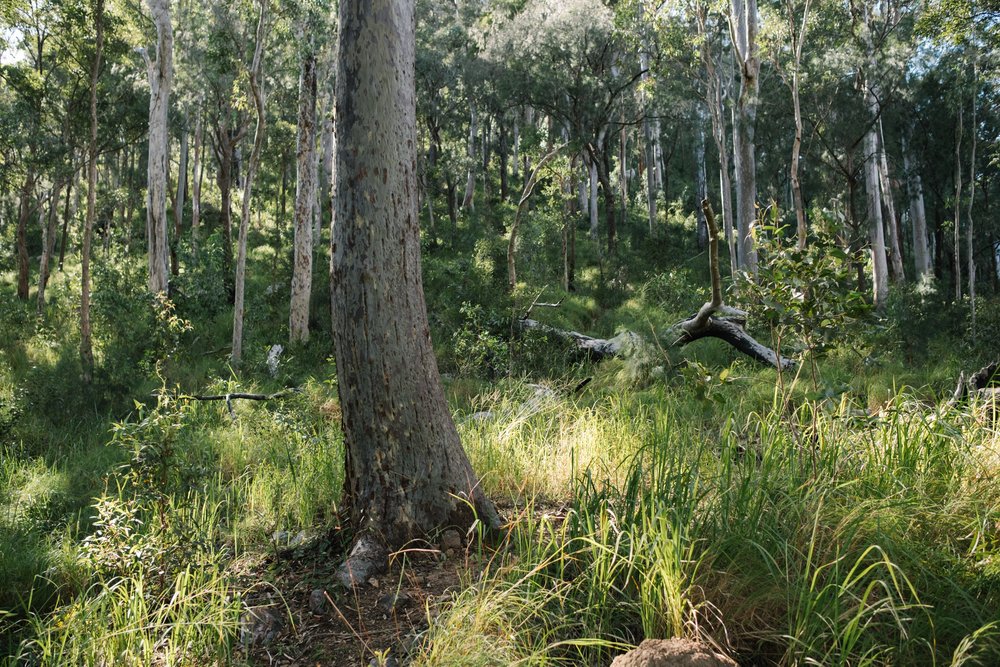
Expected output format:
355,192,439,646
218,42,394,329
233,537,472,667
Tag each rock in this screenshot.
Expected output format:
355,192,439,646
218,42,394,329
240,606,284,647
309,589,328,615
376,590,414,614
610,639,738,667
439,528,462,552
337,537,388,589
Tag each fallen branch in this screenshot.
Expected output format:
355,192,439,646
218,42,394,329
519,318,641,360
515,200,794,371
947,361,1000,407
153,387,302,420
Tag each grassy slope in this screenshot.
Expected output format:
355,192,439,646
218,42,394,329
0,205,998,665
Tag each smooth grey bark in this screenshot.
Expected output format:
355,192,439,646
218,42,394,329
82,0,104,384
141,0,173,295
230,0,267,369
191,109,204,261
902,130,931,281
332,0,499,586
290,40,318,345
878,119,904,282
786,0,810,250
862,6,889,309
698,6,736,277
172,121,188,276
865,120,889,309
729,0,759,274
641,52,657,235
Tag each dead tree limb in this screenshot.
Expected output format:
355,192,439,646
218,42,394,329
152,387,302,420
515,200,795,371
947,360,1000,407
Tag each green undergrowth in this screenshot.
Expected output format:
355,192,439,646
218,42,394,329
417,386,1000,666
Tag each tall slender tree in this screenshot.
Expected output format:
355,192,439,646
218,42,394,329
230,0,268,369
141,0,173,295
289,15,318,345
81,0,105,384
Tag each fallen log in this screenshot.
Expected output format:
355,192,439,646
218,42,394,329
516,200,795,372
948,360,1000,407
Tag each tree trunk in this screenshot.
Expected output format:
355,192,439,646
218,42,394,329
641,52,657,236
588,152,599,241
953,104,963,300
597,145,617,254
191,109,204,261
877,119,904,282
290,42,317,345
171,121,188,276
142,0,173,295
82,0,104,384
967,58,977,335
462,102,477,211
902,128,931,281
864,117,889,309
696,119,708,250
15,171,35,301
217,134,234,280
730,0,760,274
231,0,267,369
37,179,64,316
332,0,499,586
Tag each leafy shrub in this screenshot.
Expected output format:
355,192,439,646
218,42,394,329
453,302,510,379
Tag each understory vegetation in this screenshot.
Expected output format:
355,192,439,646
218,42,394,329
1,201,999,666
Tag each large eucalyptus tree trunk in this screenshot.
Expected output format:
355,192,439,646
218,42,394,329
864,112,889,309
902,129,931,281
142,0,172,295
878,120,904,282
862,6,889,309
289,39,317,345
230,0,267,369
729,0,759,274
332,0,499,586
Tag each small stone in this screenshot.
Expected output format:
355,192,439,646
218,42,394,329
376,590,414,614
309,589,328,615
239,606,284,648
368,577,380,588
439,529,462,552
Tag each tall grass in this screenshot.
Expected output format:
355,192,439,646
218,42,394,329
417,384,1000,665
